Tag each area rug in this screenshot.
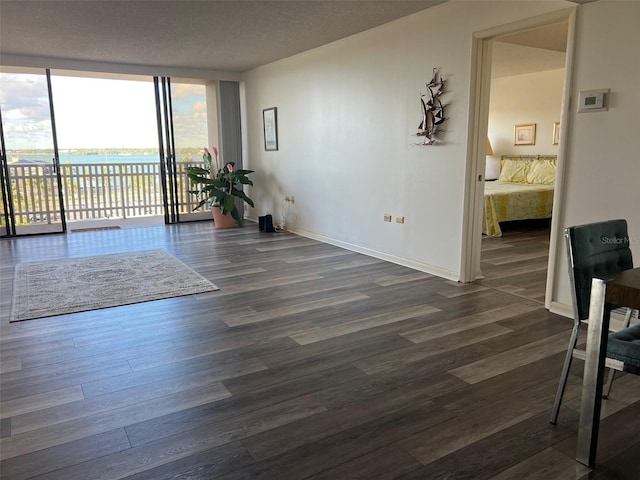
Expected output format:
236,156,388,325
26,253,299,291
10,249,219,322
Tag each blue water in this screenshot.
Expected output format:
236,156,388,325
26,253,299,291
14,153,160,165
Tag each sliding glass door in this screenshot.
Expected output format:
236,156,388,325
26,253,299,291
0,68,65,235
1,69,216,236
49,73,162,229
155,78,210,223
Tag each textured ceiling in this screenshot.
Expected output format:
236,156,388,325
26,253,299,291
0,0,445,73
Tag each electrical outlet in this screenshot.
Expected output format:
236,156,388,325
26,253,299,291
384,214,392,222
396,216,405,224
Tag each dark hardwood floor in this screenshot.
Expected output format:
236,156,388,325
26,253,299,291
1,221,638,479
480,219,552,305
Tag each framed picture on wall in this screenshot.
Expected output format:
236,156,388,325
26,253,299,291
263,107,278,151
513,123,536,146
552,122,560,145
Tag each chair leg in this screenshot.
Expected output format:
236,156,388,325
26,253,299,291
603,308,635,399
603,369,616,399
622,307,634,329
550,324,580,425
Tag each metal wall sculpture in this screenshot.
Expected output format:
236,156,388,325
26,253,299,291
416,68,447,145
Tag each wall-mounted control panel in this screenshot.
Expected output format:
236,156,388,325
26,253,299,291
578,88,609,113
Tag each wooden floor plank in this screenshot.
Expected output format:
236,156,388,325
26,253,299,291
582,439,640,480
309,443,422,479
123,364,364,448
553,401,640,472
33,396,326,480
224,291,370,326
121,441,255,480
397,376,583,467
487,447,591,480
400,303,539,344
448,330,571,384
0,360,133,403
0,418,11,439
1,382,231,459
243,372,464,462
354,323,513,375
80,356,267,399
9,367,233,435
0,385,84,420
399,409,581,480
290,304,441,345
0,357,22,374
564,372,640,420
0,428,131,480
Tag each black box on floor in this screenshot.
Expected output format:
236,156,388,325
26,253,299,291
259,215,275,232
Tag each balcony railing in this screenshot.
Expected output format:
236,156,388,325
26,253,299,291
6,162,205,226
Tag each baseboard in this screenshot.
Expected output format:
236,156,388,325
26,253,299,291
549,301,572,319
288,227,460,281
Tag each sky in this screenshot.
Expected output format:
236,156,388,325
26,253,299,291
0,72,208,151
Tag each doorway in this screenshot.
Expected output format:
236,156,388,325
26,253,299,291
0,69,66,235
479,21,569,303
462,8,576,310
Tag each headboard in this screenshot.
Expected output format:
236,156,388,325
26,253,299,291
500,154,557,164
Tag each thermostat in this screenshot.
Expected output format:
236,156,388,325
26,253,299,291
578,89,609,113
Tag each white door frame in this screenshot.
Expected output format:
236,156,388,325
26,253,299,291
460,7,577,312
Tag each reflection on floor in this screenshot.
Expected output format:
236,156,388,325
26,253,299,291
70,226,122,233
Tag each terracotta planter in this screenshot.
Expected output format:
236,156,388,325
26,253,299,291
211,206,237,229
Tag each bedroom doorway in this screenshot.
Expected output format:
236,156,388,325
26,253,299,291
462,10,575,308
479,21,568,304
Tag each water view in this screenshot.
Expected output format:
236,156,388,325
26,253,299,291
7,149,202,165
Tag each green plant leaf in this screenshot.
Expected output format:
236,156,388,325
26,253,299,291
232,188,254,208
236,177,253,186
222,195,235,212
231,208,243,227
186,166,209,175
187,155,255,217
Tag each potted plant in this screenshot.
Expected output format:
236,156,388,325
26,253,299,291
187,147,255,228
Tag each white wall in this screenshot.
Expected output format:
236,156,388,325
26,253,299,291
550,0,640,312
487,68,564,177
242,0,571,280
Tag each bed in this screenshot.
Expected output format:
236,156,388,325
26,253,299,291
483,155,557,237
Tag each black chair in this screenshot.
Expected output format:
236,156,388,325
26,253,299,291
550,219,638,424
607,323,640,373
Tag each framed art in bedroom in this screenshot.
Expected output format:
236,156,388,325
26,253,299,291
263,107,278,151
513,123,536,146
